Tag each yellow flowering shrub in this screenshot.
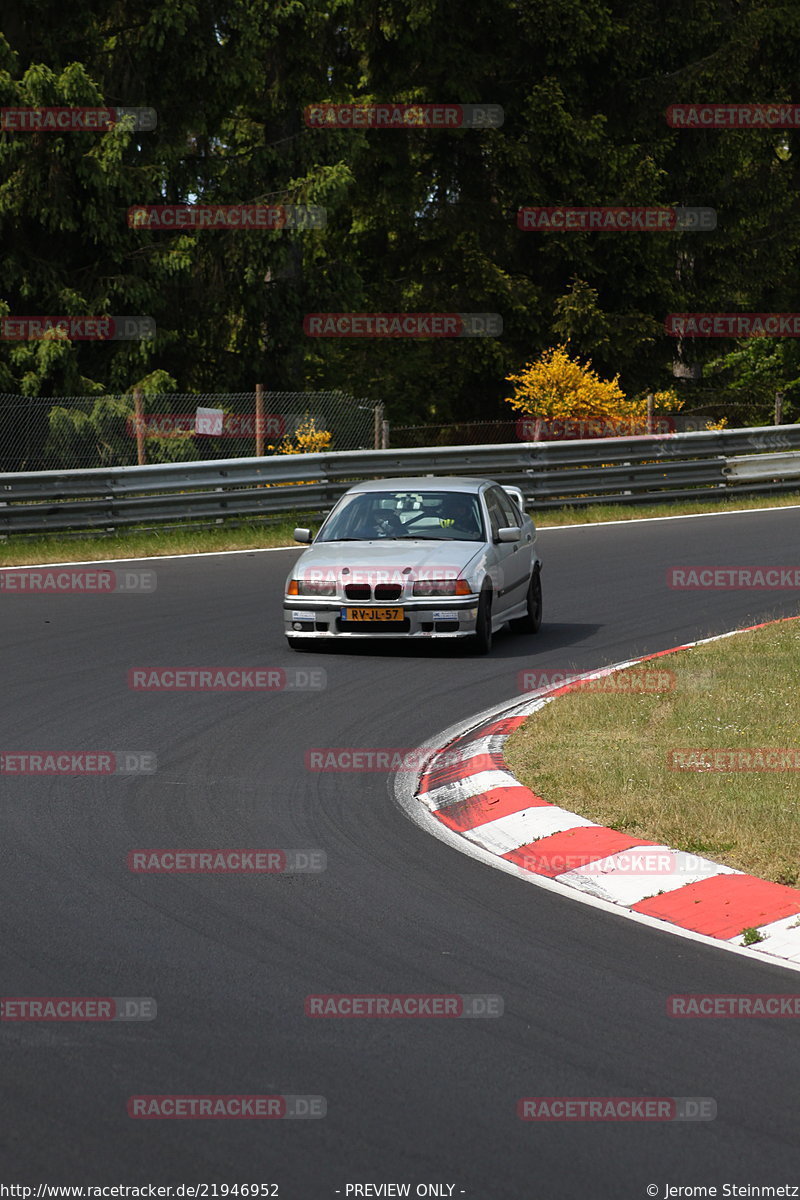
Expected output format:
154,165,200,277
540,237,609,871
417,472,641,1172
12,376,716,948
269,414,332,455
264,413,332,487
506,345,631,422
506,348,683,436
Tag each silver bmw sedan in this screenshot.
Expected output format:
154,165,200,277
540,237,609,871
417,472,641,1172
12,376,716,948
283,476,542,654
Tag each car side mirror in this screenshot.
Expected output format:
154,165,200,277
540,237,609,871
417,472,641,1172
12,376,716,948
293,527,312,544
497,526,521,543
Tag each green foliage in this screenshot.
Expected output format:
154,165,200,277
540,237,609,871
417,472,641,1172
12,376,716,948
44,371,197,466
3,0,800,426
705,341,800,424
46,397,132,467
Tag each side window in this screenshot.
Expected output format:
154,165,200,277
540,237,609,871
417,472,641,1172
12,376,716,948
485,490,506,539
497,489,520,528
502,491,522,525
486,487,517,534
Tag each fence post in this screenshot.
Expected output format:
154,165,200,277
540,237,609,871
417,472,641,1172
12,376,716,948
381,418,390,449
775,390,784,425
646,392,654,434
133,388,146,466
255,383,265,455
374,403,384,449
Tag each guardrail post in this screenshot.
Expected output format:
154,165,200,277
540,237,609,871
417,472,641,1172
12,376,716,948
381,418,390,449
775,391,784,425
374,403,384,449
646,392,654,434
255,383,265,455
133,388,146,466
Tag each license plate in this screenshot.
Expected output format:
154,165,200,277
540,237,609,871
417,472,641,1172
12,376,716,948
342,607,404,622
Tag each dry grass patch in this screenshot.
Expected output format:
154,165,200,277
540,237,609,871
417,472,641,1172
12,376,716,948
504,621,800,886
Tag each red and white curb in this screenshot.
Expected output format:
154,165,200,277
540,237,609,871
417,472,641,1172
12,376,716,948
394,618,800,973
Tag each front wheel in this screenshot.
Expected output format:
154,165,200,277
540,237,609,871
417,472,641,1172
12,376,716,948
471,587,493,655
511,567,542,634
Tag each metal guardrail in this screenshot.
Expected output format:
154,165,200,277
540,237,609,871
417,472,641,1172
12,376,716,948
2,425,800,534
722,452,800,481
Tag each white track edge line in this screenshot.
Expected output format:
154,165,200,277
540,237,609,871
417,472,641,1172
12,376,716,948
0,545,298,569
5,499,800,568
536,501,800,530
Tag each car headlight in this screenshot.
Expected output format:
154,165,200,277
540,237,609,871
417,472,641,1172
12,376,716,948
412,579,473,597
287,579,337,597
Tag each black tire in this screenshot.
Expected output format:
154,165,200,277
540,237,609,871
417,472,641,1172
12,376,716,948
511,567,542,634
471,587,493,655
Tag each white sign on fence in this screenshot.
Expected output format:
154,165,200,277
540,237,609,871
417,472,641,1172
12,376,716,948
195,407,224,436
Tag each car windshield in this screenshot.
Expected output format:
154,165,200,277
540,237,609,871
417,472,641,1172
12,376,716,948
316,490,486,542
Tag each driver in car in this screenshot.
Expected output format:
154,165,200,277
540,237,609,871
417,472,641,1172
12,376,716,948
366,501,403,538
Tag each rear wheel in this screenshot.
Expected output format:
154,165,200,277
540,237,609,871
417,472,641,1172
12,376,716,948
511,567,542,634
471,587,493,655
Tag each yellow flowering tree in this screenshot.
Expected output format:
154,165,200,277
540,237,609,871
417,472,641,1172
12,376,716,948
506,345,634,434
505,347,682,436
641,387,685,434
269,413,332,455
263,414,332,488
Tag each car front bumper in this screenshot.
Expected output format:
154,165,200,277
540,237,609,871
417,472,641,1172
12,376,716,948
283,598,479,639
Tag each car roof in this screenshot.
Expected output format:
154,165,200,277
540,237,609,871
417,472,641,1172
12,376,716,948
345,476,496,494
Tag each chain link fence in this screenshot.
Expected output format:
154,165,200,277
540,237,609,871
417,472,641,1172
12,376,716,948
386,407,786,448
0,389,376,471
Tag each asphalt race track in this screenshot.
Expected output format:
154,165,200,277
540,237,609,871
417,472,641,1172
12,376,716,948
2,506,800,1197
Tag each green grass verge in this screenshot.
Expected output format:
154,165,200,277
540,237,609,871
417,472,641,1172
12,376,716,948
0,517,309,566
504,619,800,888
2,491,800,566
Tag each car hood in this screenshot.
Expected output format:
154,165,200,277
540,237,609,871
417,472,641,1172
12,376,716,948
291,539,482,576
